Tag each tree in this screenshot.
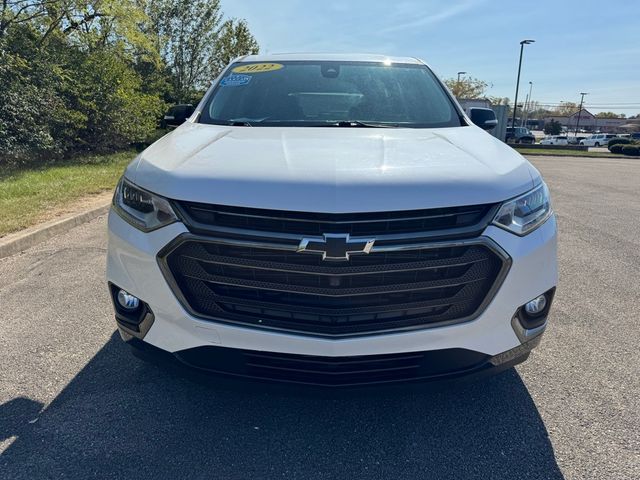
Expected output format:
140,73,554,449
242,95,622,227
148,0,223,102
1,0,258,163
0,37,57,158
595,111,625,119
544,119,562,135
443,76,489,99
1,1,154,51
529,105,554,118
487,97,510,106
0,2,165,162
69,49,165,151
554,102,579,115
0,0,52,39
211,18,259,78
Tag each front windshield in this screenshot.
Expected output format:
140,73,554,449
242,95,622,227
199,61,463,128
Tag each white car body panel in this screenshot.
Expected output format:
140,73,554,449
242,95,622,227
580,134,615,146
107,53,558,382
540,136,569,146
107,210,557,356
127,123,536,212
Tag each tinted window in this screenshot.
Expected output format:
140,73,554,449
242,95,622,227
199,61,462,128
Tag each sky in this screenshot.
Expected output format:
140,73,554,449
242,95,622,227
221,0,640,116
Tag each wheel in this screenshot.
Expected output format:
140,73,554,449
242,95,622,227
594,143,600,147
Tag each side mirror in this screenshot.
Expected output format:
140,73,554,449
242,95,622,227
470,108,498,131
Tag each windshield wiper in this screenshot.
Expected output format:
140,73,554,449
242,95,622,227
224,118,253,126
331,121,399,128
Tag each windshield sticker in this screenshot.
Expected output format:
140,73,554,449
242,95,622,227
232,63,284,74
220,74,252,87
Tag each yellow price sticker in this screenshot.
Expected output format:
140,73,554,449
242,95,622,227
232,63,284,74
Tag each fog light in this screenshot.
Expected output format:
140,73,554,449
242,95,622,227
524,294,547,316
117,290,140,310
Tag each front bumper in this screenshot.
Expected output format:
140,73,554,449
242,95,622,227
125,335,542,387
106,209,557,382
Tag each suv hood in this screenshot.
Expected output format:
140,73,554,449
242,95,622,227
128,123,537,212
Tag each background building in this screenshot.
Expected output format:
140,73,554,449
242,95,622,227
542,109,627,133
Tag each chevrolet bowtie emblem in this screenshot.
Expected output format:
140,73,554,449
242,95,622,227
297,234,375,261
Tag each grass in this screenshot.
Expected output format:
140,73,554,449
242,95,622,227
0,151,135,237
516,148,621,158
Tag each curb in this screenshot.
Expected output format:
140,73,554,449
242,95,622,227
0,203,111,260
523,153,640,159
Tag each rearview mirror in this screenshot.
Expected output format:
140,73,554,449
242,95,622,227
469,108,498,131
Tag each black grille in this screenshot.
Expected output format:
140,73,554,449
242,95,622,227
173,202,497,239
175,345,490,386
161,237,506,336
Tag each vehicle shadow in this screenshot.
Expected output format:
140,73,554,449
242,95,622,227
0,332,564,479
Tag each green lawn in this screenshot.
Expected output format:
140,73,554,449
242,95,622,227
0,151,134,237
516,148,621,158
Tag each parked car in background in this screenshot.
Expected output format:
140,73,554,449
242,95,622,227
540,136,569,146
506,127,535,144
160,104,195,129
567,136,586,145
630,132,640,141
580,134,616,147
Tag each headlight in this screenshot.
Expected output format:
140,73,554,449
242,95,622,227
493,182,552,236
113,177,178,231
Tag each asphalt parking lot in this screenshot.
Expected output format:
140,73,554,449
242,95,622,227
1,155,638,479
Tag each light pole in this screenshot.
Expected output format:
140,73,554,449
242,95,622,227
575,92,588,135
456,71,467,97
522,81,533,127
511,39,535,134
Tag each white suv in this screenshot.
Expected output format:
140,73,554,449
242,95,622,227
540,135,569,145
107,54,557,386
580,134,616,147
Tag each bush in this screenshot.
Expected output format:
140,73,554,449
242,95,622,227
0,25,166,164
621,145,640,156
544,120,562,135
0,29,62,162
71,50,166,152
608,137,632,150
610,144,625,154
